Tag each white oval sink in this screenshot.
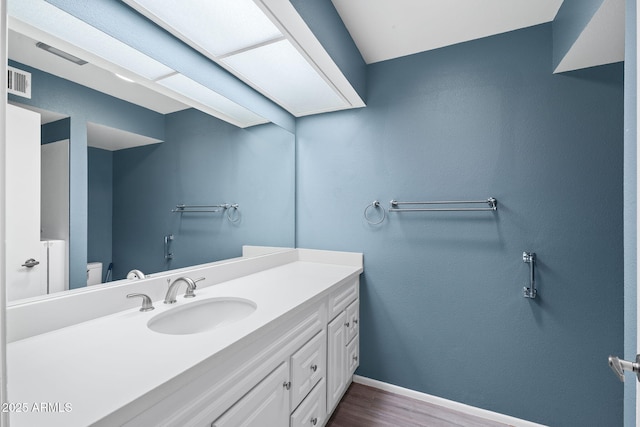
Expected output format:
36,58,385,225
147,297,257,335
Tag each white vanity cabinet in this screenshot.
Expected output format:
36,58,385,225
8,249,364,427
212,278,359,427
326,279,360,415
210,331,328,427
121,302,327,427
119,282,360,427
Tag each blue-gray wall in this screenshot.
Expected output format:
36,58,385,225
296,24,624,425
624,0,637,425
111,109,295,280
9,60,163,289
87,147,113,277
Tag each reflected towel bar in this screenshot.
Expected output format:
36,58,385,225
389,198,497,212
171,204,238,213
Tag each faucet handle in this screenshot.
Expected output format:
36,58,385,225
608,354,640,382
127,293,155,312
184,277,205,298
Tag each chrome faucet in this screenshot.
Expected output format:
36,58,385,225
164,276,204,304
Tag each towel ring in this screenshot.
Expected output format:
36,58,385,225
226,204,240,223
364,201,386,225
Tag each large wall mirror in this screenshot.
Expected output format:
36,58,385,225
6,18,295,303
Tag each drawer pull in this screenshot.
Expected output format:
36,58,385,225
353,355,358,362
354,319,358,324
283,381,291,390
345,321,350,327
310,364,318,372
310,417,318,425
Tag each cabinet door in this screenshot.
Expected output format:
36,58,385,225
345,299,359,343
327,311,347,413
212,362,289,427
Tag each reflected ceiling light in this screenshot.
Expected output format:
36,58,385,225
157,73,268,128
35,41,87,65
124,0,283,57
9,0,175,80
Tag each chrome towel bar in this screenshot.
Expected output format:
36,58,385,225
171,204,238,213
389,197,497,212
172,204,240,223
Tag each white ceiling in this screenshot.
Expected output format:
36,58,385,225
7,102,162,151
554,0,624,73
332,0,564,64
87,122,162,151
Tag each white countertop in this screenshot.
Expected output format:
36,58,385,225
7,257,362,426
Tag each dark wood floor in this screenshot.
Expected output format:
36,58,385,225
326,382,513,427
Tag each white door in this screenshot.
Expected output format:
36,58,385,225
5,104,44,301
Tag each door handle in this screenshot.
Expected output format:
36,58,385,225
21,258,40,268
608,355,640,382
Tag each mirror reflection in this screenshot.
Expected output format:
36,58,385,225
7,30,295,303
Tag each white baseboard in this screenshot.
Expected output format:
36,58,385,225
352,375,547,427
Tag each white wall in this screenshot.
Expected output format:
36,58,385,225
41,139,69,290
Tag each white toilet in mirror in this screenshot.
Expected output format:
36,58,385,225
86,262,102,286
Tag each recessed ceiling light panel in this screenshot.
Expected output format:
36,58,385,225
124,0,283,57
222,39,348,116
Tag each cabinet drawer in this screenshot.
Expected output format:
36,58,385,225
291,330,326,410
345,299,359,343
328,279,358,321
346,334,359,378
290,378,326,427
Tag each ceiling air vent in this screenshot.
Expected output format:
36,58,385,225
7,66,31,99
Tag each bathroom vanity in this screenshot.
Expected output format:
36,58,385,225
6,247,362,426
